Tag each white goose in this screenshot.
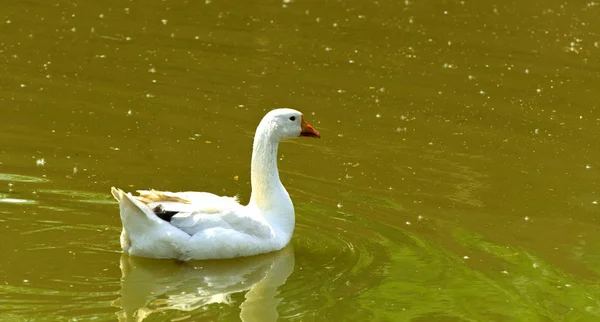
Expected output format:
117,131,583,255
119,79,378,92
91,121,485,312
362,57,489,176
111,108,320,260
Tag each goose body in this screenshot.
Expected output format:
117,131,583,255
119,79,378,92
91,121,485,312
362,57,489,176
111,108,320,260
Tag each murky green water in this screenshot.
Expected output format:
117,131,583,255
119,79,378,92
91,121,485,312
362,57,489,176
2,0,600,321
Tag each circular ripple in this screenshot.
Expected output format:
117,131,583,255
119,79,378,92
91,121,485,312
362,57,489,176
280,203,392,319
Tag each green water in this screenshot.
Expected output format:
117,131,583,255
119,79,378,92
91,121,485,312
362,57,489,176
2,0,600,321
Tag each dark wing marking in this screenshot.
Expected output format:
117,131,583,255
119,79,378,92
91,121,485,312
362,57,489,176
152,204,179,222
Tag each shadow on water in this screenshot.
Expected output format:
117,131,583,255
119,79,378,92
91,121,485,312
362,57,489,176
359,225,600,321
345,191,600,321
114,245,295,322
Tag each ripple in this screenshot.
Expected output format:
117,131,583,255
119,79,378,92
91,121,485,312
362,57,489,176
0,197,37,205
38,189,114,205
0,173,49,183
282,202,391,319
0,277,119,321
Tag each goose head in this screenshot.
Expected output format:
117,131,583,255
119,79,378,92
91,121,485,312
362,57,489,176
260,108,321,141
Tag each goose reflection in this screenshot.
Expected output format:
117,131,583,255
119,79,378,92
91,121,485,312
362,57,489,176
115,245,294,321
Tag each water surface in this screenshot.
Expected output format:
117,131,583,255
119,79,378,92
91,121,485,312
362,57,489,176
2,0,600,321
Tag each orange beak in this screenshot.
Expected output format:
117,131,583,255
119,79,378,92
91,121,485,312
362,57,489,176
300,115,321,138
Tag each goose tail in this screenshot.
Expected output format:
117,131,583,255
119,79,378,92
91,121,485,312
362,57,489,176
110,187,189,259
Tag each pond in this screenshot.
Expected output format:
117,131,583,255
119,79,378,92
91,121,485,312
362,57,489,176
2,0,600,320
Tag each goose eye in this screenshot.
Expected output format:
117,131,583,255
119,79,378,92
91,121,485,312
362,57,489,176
289,116,296,121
